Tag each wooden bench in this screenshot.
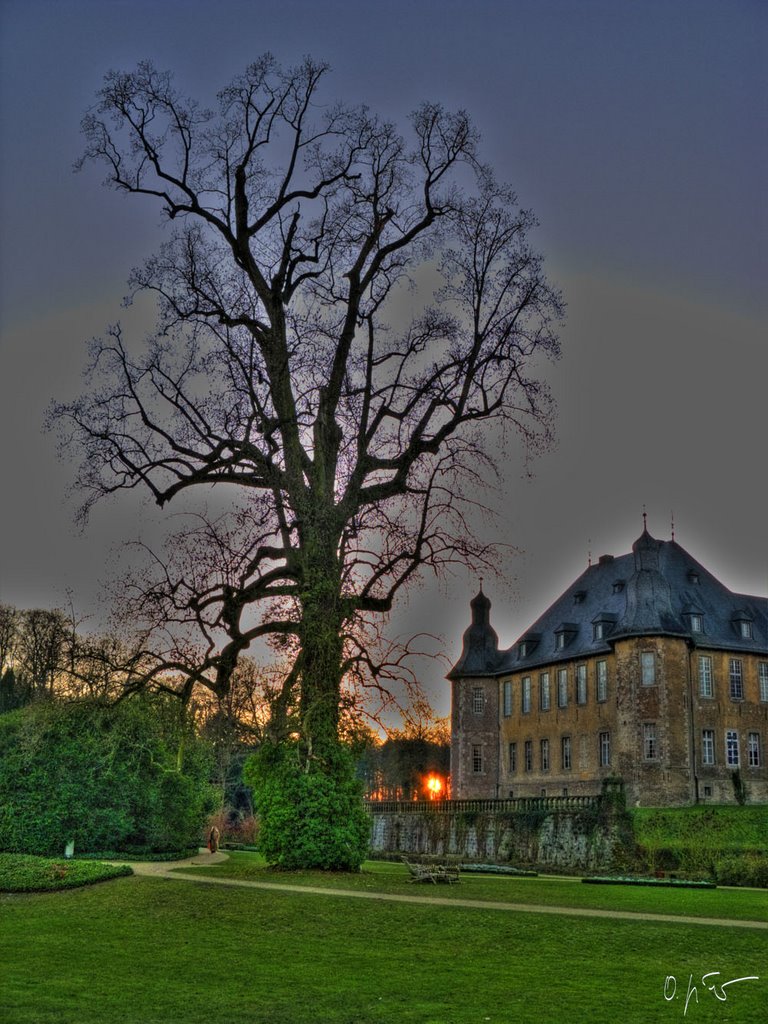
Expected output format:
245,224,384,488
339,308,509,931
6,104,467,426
402,857,460,884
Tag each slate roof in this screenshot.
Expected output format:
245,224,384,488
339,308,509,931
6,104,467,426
449,529,768,678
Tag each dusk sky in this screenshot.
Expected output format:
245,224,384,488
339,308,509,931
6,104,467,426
1,0,765,719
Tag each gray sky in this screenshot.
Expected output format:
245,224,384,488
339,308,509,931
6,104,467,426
1,0,766,718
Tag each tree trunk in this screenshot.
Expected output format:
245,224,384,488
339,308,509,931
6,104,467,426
296,518,345,758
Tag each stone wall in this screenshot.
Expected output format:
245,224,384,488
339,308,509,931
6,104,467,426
367,791,633,872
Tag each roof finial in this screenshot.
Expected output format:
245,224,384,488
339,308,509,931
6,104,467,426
642,504,647,532
587,539,592,567
670,509,675,542
478,576,484,594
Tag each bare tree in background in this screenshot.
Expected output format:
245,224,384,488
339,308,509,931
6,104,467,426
52,56,563,760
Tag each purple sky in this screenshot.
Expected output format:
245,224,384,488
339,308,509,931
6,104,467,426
1,0,765,718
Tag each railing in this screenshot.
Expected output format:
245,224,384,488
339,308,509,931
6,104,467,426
364,795,600,814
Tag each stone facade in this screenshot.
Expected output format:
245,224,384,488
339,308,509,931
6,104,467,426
449,529,768,807
367,795,627,871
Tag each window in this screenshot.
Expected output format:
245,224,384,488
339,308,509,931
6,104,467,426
599,731,610,768
557,668,568,708
524,740,533,772
596,660,608,702
519,641,528,658
699,655,713,698
726,730,739,767
556,632,566,650
702,729,715,766
472,744,483,773
613,581,624,594
503,680,513,717
522,676,531,714
508,741,517,773
690,614,703,633
540,738,550,771
748,733,761,768
593,622,604,641
539,672,551,711
702,785,712,798
643,723,657,760
472,687,484,714
641,652,656,685
729,659,744,700
561,736,572,770
576,664,587,705
760,663,768,703
740,620,753,640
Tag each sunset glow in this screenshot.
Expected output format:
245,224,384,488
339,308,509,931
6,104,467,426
425,775,444,799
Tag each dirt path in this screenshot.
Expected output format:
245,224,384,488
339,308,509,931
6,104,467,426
113,849,230,876
118,851,767,931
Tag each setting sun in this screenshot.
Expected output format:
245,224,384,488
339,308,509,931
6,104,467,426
425,775,444,799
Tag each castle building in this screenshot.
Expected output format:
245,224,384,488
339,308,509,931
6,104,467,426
448,528,768,806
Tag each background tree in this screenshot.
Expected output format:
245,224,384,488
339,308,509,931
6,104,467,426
52,57,562,864
15,609,67,698
0,604,18,677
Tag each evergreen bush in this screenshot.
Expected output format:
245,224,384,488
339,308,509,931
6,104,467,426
0,696,216,856
245,742,369,871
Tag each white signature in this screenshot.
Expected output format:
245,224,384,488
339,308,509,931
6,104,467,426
664,972,759,1016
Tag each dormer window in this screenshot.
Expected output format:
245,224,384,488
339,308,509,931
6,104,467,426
612,580,624,594
554,624,578,650
690,614,703,633
733,612,754,640
518,633,540,659
591,614,616,642
573,591,586,605
687,571,700,585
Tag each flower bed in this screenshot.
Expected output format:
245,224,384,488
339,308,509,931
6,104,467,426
582,875,716,889
460,863,538,877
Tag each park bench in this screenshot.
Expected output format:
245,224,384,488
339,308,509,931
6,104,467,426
402,857,460,884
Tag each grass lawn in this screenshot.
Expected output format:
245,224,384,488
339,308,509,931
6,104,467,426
1,858,765,1024
173,852,768,921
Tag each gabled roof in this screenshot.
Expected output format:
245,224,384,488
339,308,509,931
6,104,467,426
450,529,768,678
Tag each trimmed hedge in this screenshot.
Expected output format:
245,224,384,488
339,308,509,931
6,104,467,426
0,696,217,856
0,853,132,892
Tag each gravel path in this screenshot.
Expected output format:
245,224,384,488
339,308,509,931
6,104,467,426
116,851,767,930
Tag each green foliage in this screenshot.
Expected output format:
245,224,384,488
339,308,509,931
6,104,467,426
0,668,33,713
730,768,747,805
244,742,369,871
0,852,132,892
0,696,217,856
714,853,768,888
630,805,768,851
629,805,768,882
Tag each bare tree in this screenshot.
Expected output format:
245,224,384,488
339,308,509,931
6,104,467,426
0,604,18,677
52,56,562,757
16,609,67,697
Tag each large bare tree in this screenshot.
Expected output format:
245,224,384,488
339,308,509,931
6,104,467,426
53,56,562,757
